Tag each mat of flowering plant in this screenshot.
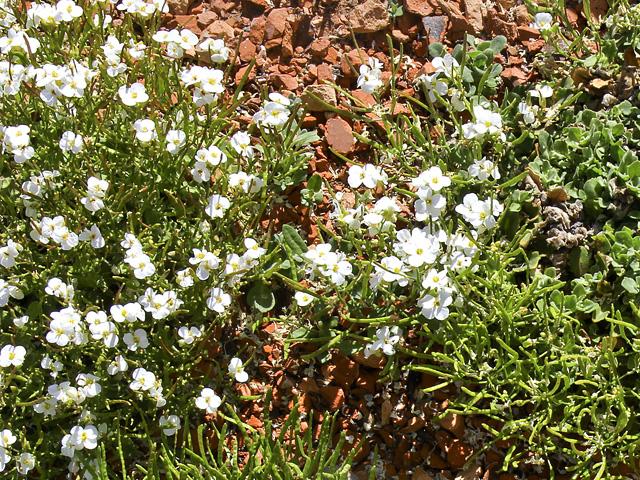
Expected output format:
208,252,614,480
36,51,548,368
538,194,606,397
2,0,640,478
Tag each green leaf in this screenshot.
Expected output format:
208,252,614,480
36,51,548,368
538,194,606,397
307,174,322,193
428,42,446,59
281,224,308,256
621,277,639,294
490,35,507,52
247,282,276,313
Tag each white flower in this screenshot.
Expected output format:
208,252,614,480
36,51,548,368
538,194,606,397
159,415,181,436
16,452,35,475
230,131,253,157
59,131,84,154
123,328,149,351
0,345,26,367
191,161,211,183
195,144,227,166
531,12,553,31
129,367,156,391
364,326,401,358
166,129,186,154
176,268,195,287
348,164,388,189
197,38,229,63
110,302,145,323
133,119,157,143
455,193,503,231
417,73,448,102
418,290,453,320
395,228,440,267
422,268,450,290
107,355,128,376
357,57,384,93
195,387,222,414
79,224,105,248
462,105,503,139
0,240,22,268
0,279,24,307
294,291,315,306
530,84,553,99
45,277,74,301
76,373,102,397
518,101,536,124
81,176,109,212
13,315,29,328
205,194,230,218
69,424,98,450
244,238,266,259
229,172,264,193
468,158,500,181
415,189,446,221
207,287,231,313
228,357,248,382
411,166,451,192
431,53,459,78
118,82,149,106
178,326,202,345
55,0,83,22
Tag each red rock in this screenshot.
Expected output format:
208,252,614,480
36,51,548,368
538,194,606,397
400,416,425,433
403,0,438,16
352,351,385,369
412,467,434,480
447,13,473,41
281,19,295,58
341,48,369,77
317,63,335,83
319,385,345,411
243,0,269,13
175,15,203,32
439,412,465,438
249,16,266,44
323,47,339,64
205,20,235,40
392,29,410,43
235,65,255,86
518,25,540,41
349,0,390,33
462,0,484,33
565,6,579,26
485,12,518,42
238,39,256,62
332,353,359,387
166,0,191,15
353,370,378,393
524,39,545,54
299,377,320,393
246,415,263,429
309,37,331,58
265,8,288,40
271,73,298,91
421,15,447,41
588,0,608,22
302,84,337,111
435,430,453,452
447,440,473,469
425,451,448,469
351,90,376,107
397,12,420,38
196,10,218,29
326,117,355,154
514,4,531,24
